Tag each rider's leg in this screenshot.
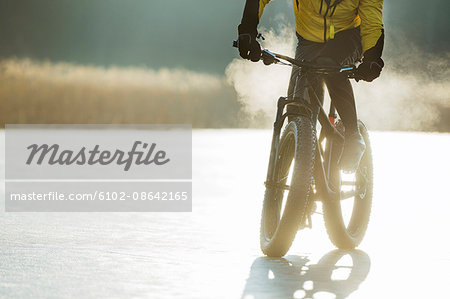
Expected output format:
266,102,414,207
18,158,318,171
316,27,361,135
324,74,357,132
322,30,365,172
324,72,365,172
309,55,365,172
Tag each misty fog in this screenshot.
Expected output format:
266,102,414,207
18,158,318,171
0,0,448,130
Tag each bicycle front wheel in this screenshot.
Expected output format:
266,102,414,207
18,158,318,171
260,116,316,257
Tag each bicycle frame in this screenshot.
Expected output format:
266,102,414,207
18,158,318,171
229,43,360,204
264,67,345,204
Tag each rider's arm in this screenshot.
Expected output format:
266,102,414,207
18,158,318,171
356,0,384,81
239,0,272,36
359,0,384,59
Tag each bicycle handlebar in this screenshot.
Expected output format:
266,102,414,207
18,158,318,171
232,39,356,76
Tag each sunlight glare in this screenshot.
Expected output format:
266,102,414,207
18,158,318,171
303,280,314,290
313,291,336,299
293,289,306,299
331,267,351,281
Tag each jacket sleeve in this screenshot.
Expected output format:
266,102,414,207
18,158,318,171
239,0,272,36
359,0,384,58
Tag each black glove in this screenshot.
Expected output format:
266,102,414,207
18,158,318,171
237,24,261,62
356,31,385,82
355,57,384,82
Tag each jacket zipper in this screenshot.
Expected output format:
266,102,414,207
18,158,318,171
321,0,340,42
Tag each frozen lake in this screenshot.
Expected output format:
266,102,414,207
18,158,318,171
1,129,450,298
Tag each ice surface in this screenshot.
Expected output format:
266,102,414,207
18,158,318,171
1,130,449,298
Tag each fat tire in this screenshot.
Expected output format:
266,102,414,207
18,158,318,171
260,116,316,257
323,120,373,249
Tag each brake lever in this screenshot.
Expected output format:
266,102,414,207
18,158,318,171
262,49,292,66
261,49,278,65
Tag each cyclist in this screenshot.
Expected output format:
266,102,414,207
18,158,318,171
236,0,384,172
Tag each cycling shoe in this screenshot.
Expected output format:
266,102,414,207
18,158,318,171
338,131,366,173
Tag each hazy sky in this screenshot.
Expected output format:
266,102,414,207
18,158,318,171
0,0,448,73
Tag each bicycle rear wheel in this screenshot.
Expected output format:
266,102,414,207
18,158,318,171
323,120,373,249
260,116,316,257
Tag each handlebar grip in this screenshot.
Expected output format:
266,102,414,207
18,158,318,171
232,40,238,48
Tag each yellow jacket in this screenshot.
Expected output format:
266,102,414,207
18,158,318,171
258,0,383,53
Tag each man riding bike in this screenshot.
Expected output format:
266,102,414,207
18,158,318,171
236,0,384,172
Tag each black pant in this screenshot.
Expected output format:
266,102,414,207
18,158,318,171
287,27,362,133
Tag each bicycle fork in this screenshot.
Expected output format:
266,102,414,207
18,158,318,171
265,96,289,187
265,74,314,190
